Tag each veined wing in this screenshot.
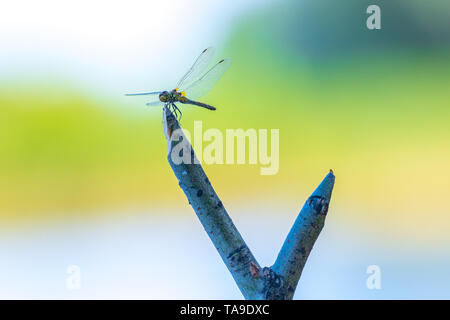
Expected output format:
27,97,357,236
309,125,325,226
146,100,164,107
124,91,164,107
124,91,162,96
182,58,231,100
176,47,215,91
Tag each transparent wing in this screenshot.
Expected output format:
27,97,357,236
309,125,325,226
146,100,164,107
125,91,163,106
176,47,215,91
124,91,162,96
182,58,231,100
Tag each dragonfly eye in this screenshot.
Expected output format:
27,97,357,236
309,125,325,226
159,91,169,102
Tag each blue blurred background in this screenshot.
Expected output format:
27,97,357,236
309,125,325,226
0,0,449,298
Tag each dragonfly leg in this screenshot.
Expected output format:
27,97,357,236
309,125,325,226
173,103,182,121
167,103,176,118
172,103,179,119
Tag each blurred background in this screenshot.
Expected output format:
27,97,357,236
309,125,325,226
1,0,449,299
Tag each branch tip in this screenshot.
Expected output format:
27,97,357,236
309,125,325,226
311,170,335,200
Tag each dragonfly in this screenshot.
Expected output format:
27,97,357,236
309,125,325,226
125,47,231,119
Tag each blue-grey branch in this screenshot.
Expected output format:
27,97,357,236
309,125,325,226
270,171,335,299
162,107,335,300
163,107,263,299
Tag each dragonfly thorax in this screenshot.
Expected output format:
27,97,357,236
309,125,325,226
159,89,188,104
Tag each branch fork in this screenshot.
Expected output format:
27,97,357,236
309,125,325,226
162,107,335,300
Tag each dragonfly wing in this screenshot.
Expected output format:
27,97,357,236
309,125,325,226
183,58,231,100
146,100,164,107
124,90,163,106
177,47,215,91
124,91,162,96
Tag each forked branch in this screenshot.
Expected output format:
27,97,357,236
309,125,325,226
162,107,335,300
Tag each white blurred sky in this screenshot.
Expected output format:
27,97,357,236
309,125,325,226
0,0,273,97
1,207,449,299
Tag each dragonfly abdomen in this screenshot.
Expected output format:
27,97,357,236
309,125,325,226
181,98,216,111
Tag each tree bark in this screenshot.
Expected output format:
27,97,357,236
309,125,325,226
162,107,335,299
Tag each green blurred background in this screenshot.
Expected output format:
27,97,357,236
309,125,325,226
0,0,449,298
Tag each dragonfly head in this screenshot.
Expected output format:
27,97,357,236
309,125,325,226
159,91,170,103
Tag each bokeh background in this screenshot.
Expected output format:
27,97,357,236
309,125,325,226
1,0,449,299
